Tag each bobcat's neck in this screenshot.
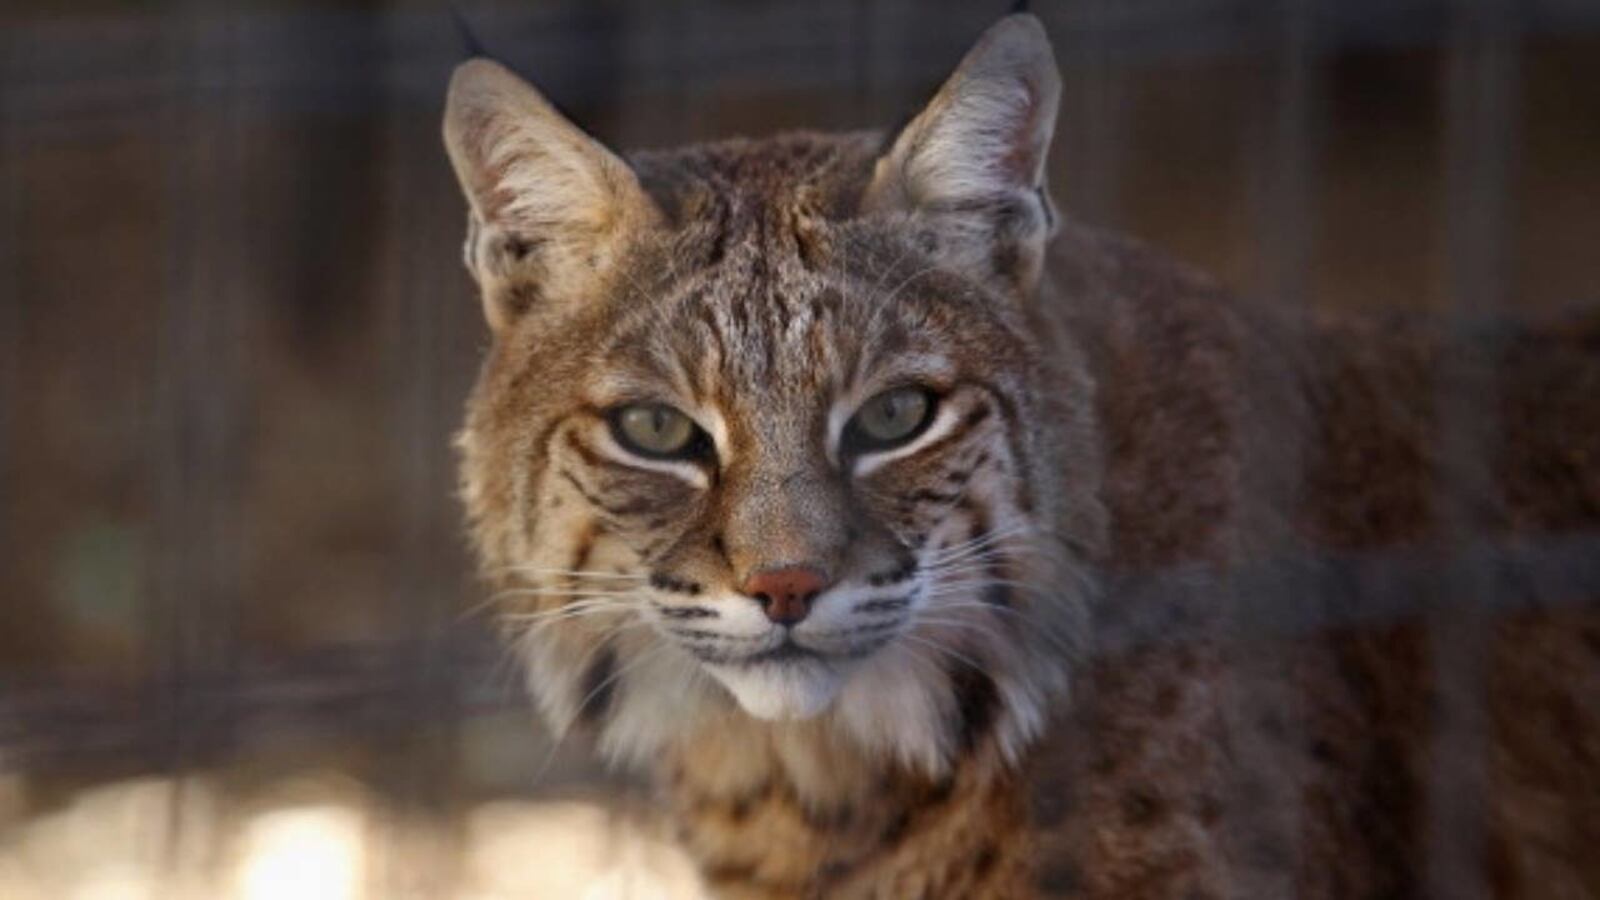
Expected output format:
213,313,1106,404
661,713,1035,899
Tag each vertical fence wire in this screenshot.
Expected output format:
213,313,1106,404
1427,0,1520,897
1223,1,1322,893
378,9,465,891
152,4,248,878
0,5,1592,897
1073,0,1126,226
0,32,19,623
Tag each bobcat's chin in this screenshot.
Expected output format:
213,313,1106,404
706,658,845,721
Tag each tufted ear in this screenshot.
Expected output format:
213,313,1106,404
443,59,658,332
864,14,1061,294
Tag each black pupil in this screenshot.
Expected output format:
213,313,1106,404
883,395,908,424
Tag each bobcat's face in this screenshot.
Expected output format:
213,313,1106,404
447,16,1102,771
530,184,1051,722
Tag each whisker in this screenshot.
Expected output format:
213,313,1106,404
491,587,647,603
492,565,649,581
502,602,643,630
925,578,1058,598
923,524,1032,562
898,632,988,675
533,643,670,783
913,615,1010,647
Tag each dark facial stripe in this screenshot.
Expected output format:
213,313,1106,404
959,500,1013,609
670,627,726,641
867,558,918,586
900,487,963,507
566,521,598,578
853,594,912,614
653,603,717,619
558,468,661,519
564,427,625,472
649,572,703,595
969,380,1037,512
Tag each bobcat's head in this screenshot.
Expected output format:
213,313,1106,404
446,14,1103,774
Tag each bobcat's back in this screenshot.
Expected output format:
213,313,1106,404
1029,220,1600,899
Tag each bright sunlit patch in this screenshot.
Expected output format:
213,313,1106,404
232,805,365,900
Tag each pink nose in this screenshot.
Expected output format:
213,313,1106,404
741,566,828,626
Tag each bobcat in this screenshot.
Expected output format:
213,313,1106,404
442,13,1600,899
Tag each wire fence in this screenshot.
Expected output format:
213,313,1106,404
1,0,1597,896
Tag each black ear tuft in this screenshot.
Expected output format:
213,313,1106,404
450,5,492,61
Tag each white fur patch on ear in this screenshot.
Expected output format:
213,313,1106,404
865,14,1062,292
871,15,1060,208
442,59,657,330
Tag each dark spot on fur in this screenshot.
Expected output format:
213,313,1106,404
578,644,618,726
501,282,540,318
702,861,759,885
984,582,1012,608
1120,788,1167,826
880,809,913,847
1037,861,1082,893
502,235,533,261
973,843,999,879
1153,684,1180,716
948,661,1000,752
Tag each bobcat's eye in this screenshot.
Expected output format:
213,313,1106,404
844,387,936,455
610,404,703,459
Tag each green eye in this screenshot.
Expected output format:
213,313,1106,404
611,404,701,459
845,387,935,454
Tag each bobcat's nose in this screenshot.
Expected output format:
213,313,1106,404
741,565,828,626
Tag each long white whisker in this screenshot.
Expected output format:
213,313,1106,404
532,643,670,784
923,525,1032,563
898,632,988,675
494,566,648,580
491,588,647,603
503,602,643,630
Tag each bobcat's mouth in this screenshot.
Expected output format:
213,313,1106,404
679,633,837,667
739,637,819,666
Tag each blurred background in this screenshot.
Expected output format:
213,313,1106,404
1,0,1597,897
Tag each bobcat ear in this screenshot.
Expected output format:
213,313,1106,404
865,14,1061,293
443,59,657,332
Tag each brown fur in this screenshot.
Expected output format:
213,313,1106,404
442,14,1600,898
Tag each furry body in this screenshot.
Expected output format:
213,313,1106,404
443,15,1600,898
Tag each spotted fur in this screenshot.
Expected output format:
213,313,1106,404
444,13,1600,899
